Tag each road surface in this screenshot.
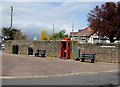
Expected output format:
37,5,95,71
2,71,120,85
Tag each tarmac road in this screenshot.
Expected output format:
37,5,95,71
2,71,120,85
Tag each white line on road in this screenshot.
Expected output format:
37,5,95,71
0,70,119,79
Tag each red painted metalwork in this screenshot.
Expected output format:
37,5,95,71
60,38,70,59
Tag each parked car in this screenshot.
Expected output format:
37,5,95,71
0,44,5,50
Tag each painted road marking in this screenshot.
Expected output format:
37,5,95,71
0,70,119,79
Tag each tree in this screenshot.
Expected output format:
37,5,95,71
40,30,49,40
2,27,27,40
87,2,120,43
49,30,68,40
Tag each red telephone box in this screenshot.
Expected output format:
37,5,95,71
60,38,70,59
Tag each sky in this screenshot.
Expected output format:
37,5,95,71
0,0,119,39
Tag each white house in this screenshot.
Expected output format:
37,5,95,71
70,27,110,43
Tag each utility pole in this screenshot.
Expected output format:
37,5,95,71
52,23,54,34
10,6,13,30
72,20,74,57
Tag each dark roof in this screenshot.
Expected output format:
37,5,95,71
70,27,94,37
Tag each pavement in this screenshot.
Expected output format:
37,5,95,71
1,51,119,79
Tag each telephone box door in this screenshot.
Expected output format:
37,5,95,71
60,38,70,59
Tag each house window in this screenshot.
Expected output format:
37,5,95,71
93,38,99,43
81,39,87,43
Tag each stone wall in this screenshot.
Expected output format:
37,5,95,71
4,40,120,62
4,40,60,57
76,43,119,62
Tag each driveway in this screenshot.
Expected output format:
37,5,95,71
1,52,119,78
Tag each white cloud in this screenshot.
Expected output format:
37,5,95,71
2,2,105,39
0,3,2,30
2,0,120,2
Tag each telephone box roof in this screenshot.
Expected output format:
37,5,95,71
61,38,70,41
